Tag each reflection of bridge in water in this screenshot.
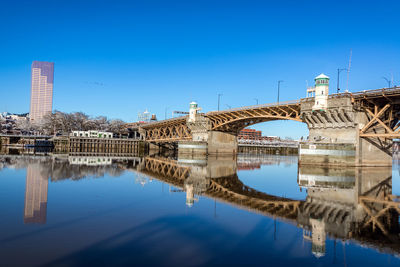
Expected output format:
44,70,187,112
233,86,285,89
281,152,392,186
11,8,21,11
138,156,400,257
1,152,399,257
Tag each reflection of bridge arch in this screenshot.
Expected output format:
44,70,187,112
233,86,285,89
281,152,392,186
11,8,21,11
139,157,300,220
138,156,400,256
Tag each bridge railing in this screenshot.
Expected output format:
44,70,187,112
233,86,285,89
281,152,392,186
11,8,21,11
207,99,301,114
140,115,188,127
300,87,400,102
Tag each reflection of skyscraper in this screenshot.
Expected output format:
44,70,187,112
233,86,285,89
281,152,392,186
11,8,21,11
29,61,54,122
24,165,48,224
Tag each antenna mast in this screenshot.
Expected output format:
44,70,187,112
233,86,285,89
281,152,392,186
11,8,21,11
391,72,394,88
346,49,352,92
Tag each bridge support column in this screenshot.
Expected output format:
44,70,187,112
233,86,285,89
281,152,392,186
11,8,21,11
207,131,237,155
179,114,238,156
300,96,392,167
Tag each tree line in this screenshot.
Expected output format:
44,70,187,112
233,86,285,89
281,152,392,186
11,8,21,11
16,111,126,135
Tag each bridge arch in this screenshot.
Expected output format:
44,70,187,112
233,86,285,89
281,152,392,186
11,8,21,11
206,102,303,133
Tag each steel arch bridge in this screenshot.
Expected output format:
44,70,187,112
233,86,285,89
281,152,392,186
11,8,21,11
138,87,400,143
141,101,302,142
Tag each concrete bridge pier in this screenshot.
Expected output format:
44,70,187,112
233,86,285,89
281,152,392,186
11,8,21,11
178,114,237,156
300,96,392,167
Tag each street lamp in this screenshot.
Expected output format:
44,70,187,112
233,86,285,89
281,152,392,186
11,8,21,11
277,80,284,104
218,93,223,111
254,98,259,105
337,68,347,93
382,77,391,88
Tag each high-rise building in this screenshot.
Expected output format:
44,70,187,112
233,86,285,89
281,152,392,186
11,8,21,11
24,164,48,224
29,61,54,122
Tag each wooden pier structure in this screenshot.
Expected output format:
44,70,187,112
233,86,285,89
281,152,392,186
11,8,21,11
52,136,147,154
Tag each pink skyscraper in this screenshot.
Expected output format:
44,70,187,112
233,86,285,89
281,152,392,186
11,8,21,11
29,61,54,122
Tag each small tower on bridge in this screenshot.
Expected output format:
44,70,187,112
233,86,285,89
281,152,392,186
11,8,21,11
188,101,201,123
312,73,329,111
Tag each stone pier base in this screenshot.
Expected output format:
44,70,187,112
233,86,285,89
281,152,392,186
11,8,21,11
178,131,237,156
207,131,237,155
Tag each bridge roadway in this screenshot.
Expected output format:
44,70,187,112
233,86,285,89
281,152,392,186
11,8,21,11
138,87,400,142
137,156,400,256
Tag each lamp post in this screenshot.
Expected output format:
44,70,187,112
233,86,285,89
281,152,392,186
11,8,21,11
337,68,347,93
218,93,223,111
382,77,391,88
254,98,259,105
277,80,284,104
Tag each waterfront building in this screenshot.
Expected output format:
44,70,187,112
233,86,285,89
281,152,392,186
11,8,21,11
70,130,113,138
138,109,150,123
29,61,54,122
238,129,262,140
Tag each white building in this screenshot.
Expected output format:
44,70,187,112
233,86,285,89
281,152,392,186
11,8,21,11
70,130,113,138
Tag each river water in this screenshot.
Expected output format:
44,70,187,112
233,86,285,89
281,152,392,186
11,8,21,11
0,152,399,266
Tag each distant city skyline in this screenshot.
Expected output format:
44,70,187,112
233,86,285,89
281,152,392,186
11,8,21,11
1,0,400,138
29,61,54,122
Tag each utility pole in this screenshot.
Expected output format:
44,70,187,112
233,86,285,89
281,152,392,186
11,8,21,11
382,76,391,88
337,68,347,93
254,98,258,105
277,80,284,104
225,104,231,109
218,93,223,111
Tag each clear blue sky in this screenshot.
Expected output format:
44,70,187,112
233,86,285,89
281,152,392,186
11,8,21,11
1,0,400,138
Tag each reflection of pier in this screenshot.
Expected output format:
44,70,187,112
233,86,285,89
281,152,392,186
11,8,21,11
24,164,48,224
138,156,400,257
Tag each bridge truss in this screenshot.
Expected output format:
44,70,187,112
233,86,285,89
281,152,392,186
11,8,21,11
141,102,301,142
138,88,400,143
354,88,400,139
205,101,302,133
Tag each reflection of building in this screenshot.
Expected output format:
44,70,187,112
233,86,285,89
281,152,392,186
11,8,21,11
24,165,48,224
69,156,112,166
29,61,54,122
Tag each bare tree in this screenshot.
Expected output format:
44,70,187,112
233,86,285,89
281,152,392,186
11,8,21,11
37,111,125,134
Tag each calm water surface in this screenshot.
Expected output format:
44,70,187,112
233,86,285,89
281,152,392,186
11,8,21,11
0,153,399,266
